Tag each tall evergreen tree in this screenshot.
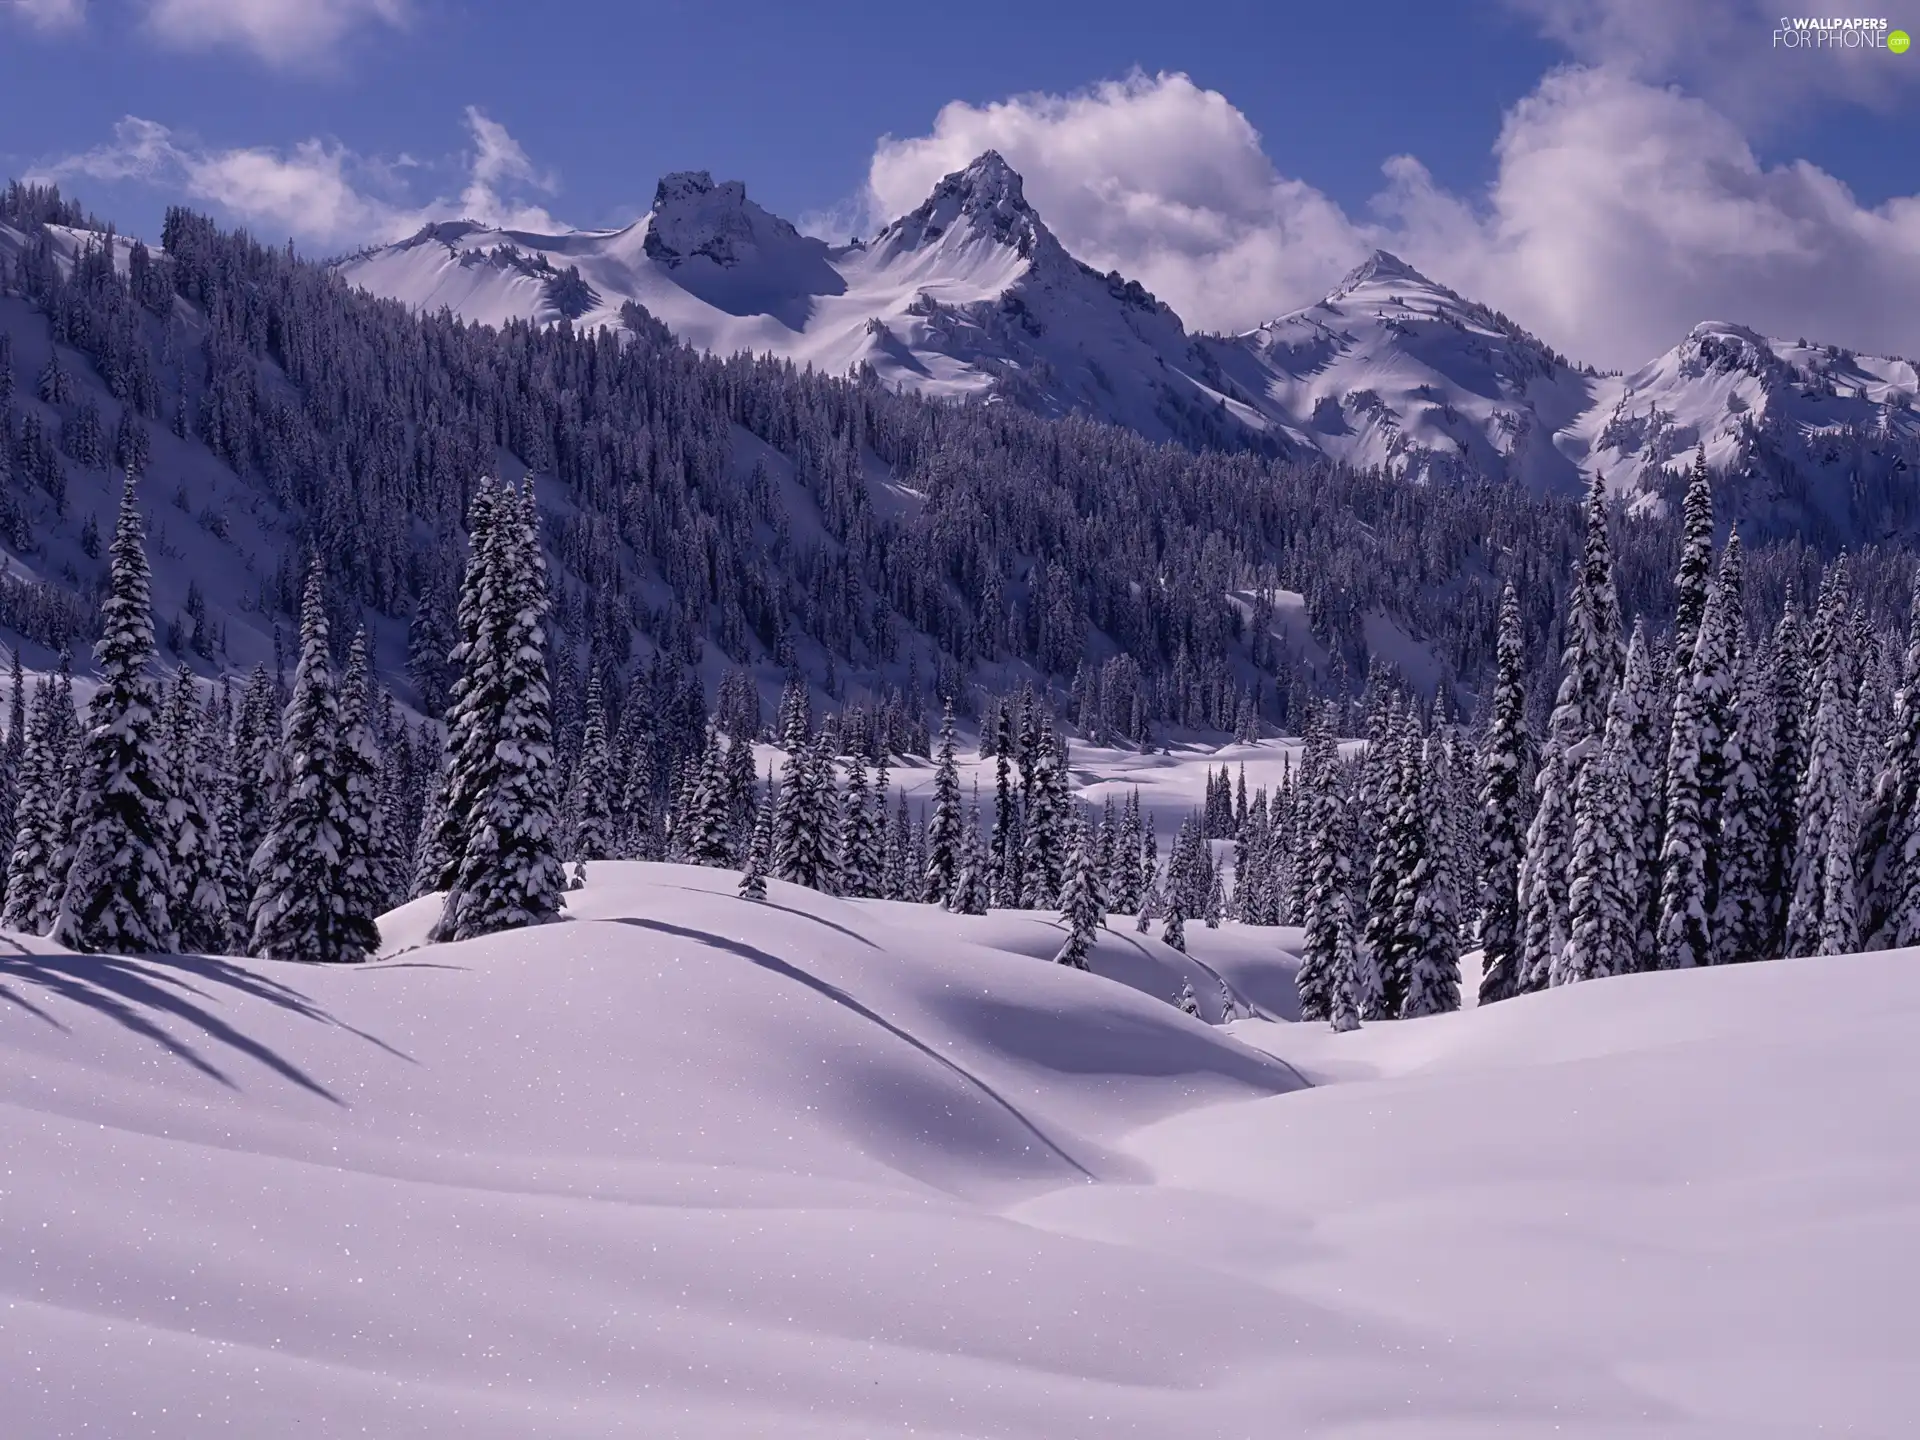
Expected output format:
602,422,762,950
1396,737,1461,1017
738,770,773,901
331,631,387,960
1293,705,1348,1020
53,479,176,954
1655,538,1741,970
1476,585,1532,1004
1671,451,1715,687
1785,664,1858,958
1053,813,1106,968
1,680,61,933
164,668,233,953
1556,633,1652,986
1858,573,1920,949
249,569,353,961
565,669,614,863
924,701,962,907
1517,474,1621,992
840,752,882,898
432,482,567,942
1711,652,1774,964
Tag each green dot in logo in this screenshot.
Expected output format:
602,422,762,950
1891,28,1913,53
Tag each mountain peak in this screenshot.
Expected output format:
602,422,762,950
1329,249,1439,299
644,169,805,269
873,150,1056,263
951,150,1027,207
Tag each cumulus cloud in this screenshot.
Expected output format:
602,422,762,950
859,67,1920,370
4,0,86,33
868,73,1367,336
34,108,566,251
1507,0,1918,122
140,0,406,67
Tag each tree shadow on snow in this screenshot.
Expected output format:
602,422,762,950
607,916,1094,1179
0,940,416,1105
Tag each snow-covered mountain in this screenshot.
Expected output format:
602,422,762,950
1197,250,1597,489
340,158,1920,518
338,153,1256,449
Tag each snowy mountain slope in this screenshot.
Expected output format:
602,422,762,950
1199,250,1597,489
5,860,1915,1436
1565,322,1920,532
338,154,1261,448
0,222,354,681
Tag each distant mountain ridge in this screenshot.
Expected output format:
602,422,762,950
337,153,1920,527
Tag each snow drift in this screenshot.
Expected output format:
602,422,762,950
3,860,1915,1436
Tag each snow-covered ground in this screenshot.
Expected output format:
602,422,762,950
3,861,1914,1437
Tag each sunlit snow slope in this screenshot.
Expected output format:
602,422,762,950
3,860,1915,1437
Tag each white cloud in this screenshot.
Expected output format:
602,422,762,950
140,0,407,68
1506,0,1918,123
457,105,562,234
859,67,1920,369
34,108,567,251
5,0,86,34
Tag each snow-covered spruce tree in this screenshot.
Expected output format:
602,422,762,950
839,752,882,899
1293,704,1348,1021
0,650,20,910
1671,451,1715,689
1655,538,1741,971
423,479,503,895
1052,814,1106,969
164,667,233,954
249,569,348,961
53,479,176,955
1857,573,1920,949
432,482,567,943
1710,653,1774,964
1020,720,1068,909
1178,977,1200,1017
1367,710,1421,1017
1476,585,1532,1004
1556,684,1633,986
1330,897,1363,1034
331,631,387,962
231,665,283,871
883,786,911,900
1,680,60,932
1817,784,1861,956
952,783,990,915
1217,975,1238,1023
1784,663,1857,958
924,701,962,907
772,723,813,884
1204,858,1224,929
682,727,736,869
1517,474,1622,993
989,702,1019,907
1160,883,1188,954
810,733,845,897
1396,737,1461,1017
738,769,773,901
565,669,614,863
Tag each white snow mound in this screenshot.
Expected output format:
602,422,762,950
2,863,1915,1436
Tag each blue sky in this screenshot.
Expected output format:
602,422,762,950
3,0,1917,366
